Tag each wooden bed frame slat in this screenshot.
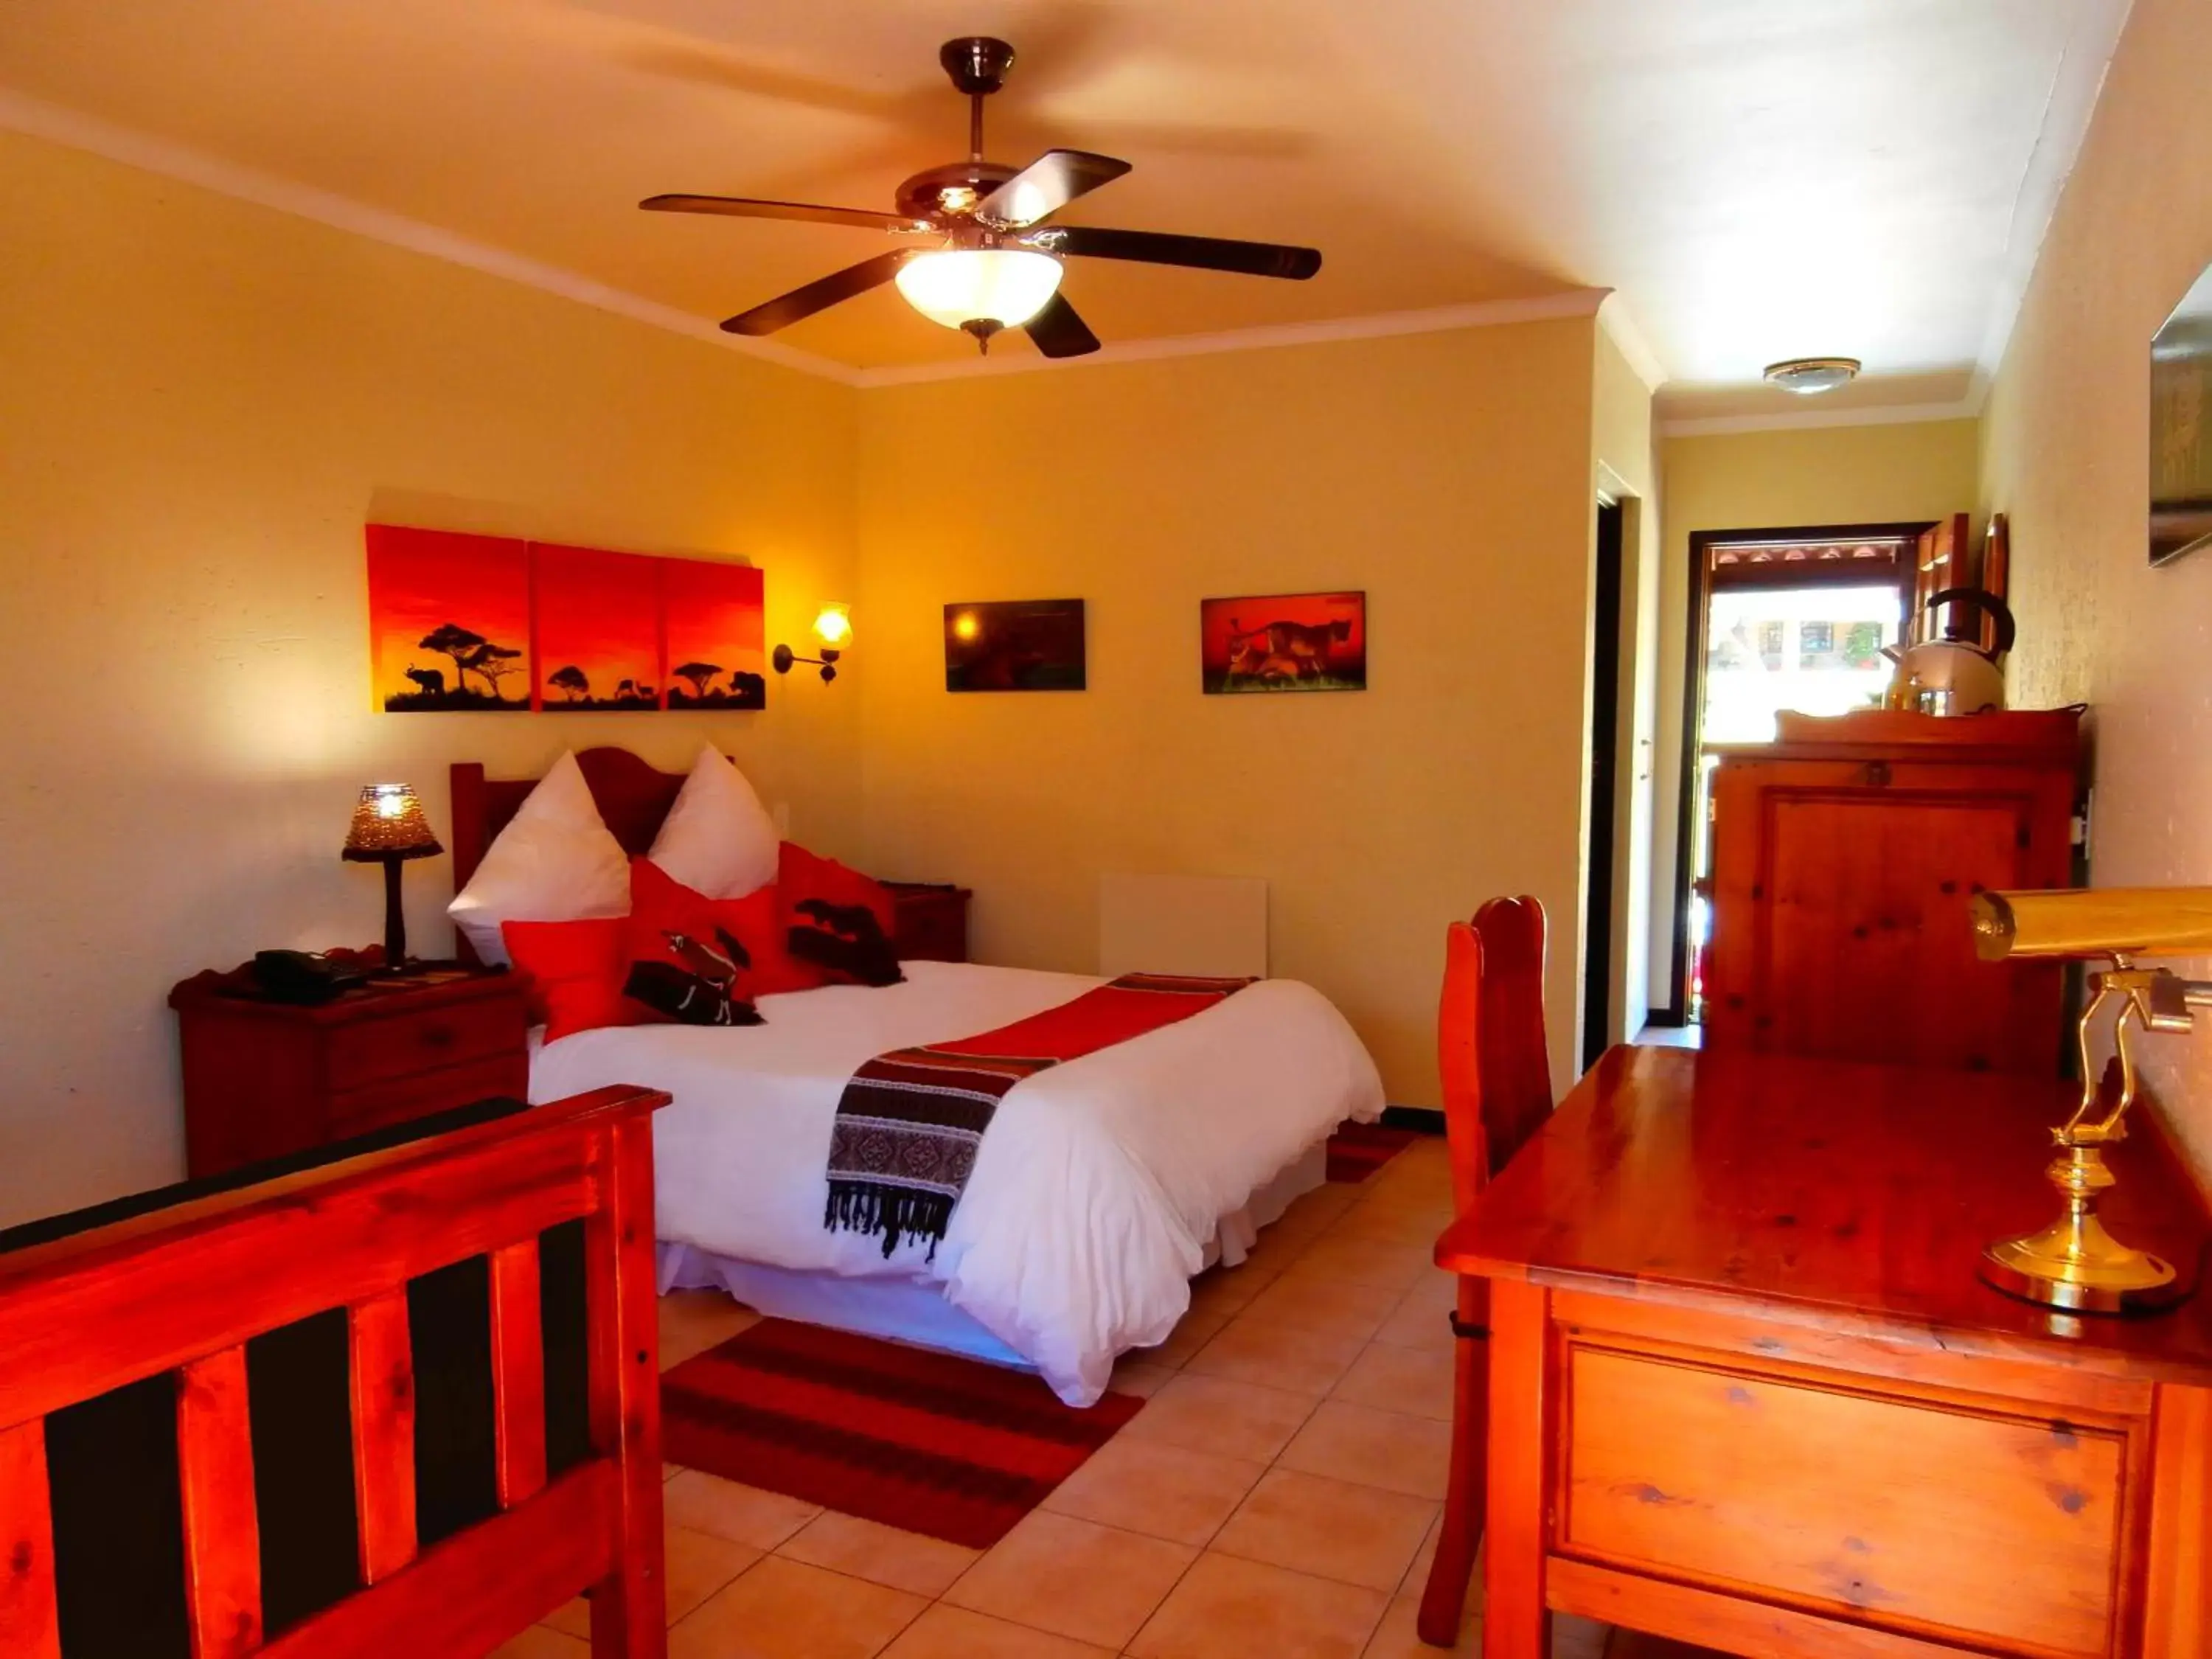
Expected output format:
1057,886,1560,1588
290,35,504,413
0,1083,670,1658
490,1238,549,1508
178,1344,262,1658
0,1418,61,1659
347,1293,417,1585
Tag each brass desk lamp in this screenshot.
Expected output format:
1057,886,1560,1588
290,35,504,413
1971,887,2212,1311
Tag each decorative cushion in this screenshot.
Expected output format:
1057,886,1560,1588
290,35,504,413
779,843,905,989
501,917,637,1043
622,859,769,1026
647,746,780,900
448,751,629,966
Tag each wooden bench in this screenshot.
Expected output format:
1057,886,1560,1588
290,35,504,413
0,1083,670,1658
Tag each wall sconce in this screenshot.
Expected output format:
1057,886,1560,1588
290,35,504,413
1971,886,2212,1311
773,602,851,684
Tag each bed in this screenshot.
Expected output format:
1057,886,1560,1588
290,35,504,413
452,748,1387,1405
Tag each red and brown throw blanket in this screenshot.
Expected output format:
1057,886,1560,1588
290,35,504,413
825,972,1255,1257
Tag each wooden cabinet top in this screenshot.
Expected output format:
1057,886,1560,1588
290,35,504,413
170,958,522,1026
1437,1046,2212,1387
1711,706,2084,767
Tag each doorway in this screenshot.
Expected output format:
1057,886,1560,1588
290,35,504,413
1583,499,1626,1071
1663,522,1933,1024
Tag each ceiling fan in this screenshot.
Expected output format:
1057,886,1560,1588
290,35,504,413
639,36,1322,358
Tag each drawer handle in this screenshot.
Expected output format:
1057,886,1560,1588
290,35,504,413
1864,760,1892,787
420,1025,456,1049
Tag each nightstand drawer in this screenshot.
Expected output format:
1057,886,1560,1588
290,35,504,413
327,1053,531,1138
888,884,970,963
322,994,526,1089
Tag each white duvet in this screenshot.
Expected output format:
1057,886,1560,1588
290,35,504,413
529,961,1384,1403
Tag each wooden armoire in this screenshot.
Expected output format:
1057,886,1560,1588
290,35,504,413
1703,709,2082,1073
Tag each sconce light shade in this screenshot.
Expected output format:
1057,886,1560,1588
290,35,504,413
774,606,849,686
813,602,853,647
341,783,442,861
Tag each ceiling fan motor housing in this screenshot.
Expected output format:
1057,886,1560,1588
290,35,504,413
895,159,1019,222
939,37,1016,97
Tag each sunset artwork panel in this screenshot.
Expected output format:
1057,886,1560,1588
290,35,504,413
366,526,532,712
1200,591,1366,694
533,543,664,710
663,560,768,710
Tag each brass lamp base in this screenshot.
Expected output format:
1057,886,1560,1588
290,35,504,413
1980,1214,2180,1314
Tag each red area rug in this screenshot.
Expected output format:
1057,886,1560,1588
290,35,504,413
660,1318,1145,1549
1326,1119,1423,1183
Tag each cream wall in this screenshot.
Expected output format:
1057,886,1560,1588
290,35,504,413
1649,417,1981,1009
0,132,863,1226
1978,0,2212,1180
855,320,1600,1105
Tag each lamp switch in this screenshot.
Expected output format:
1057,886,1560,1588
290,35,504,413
773,801,790,838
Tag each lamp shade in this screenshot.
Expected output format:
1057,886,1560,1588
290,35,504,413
342,782,442,861
895,248,1062,331
813,602,852,647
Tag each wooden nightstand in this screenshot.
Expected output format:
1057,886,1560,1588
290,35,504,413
170,955,530,1178
885,883,971,963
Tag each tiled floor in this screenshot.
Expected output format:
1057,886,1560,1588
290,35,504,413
493,1137,1622,1659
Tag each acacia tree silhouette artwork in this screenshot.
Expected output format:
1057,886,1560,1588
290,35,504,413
547,664,590,703
384,621,530,710
669,661,723,705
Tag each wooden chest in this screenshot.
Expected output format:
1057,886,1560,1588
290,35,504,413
1705,709,2081,1072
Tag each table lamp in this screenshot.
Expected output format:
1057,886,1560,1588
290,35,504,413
342,782,443,973
1971,886,2212,1310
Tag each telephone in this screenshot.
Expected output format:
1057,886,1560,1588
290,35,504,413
249,950,369,1005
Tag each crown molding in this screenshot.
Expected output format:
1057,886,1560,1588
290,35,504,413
0,88,864,386
1596,295,1668,392
1659,392,1984,439
852,289,1613,388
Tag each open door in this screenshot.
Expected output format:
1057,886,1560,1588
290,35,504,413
1910,512,1973,643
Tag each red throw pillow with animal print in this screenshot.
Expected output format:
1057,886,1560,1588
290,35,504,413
777,843,905,988
501,917,639,1043
625,859,813,1020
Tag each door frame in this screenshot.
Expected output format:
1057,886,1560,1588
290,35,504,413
1656,519,1936,1024
1584,497,1627,1070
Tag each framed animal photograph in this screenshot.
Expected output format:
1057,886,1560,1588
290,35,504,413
532,543,664,710
945,599,1088,692
366,526,532,712
1200,591,1366,694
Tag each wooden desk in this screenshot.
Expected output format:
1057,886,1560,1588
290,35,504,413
1437,1046,2212,1659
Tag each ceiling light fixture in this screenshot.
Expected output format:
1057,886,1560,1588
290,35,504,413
894,246,1064,350
1763,357,1862,395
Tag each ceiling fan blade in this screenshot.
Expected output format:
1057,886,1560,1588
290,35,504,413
1048,226,1321,280
720,249,918,335
643,193,928,233
1023,293,1101,358
975,150,1132,229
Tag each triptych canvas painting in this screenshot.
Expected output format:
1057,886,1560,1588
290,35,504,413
366,525,765,712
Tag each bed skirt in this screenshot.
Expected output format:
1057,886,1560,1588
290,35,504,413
656,1139,1328,1374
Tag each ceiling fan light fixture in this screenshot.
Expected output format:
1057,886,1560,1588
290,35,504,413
895,247,1063,335
1763,356,1862,395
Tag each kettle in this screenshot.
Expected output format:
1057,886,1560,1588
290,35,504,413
1882,587,2015,715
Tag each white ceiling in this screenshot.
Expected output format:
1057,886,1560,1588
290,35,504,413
0,0,2132,418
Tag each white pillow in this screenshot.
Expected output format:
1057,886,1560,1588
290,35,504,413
647,746,780,899
448,751,630,964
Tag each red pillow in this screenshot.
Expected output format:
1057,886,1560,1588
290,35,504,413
501,917,637,1042
779,842,904,988
625,859,807,1015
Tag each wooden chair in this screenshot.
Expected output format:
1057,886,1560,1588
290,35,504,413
1419,895,1552,1648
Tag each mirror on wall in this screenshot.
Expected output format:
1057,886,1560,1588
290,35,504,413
2151,262,2212,566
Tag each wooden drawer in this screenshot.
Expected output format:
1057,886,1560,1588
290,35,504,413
321,993,526,1090
1560,1343,2128,1655
326,1052,530,1138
